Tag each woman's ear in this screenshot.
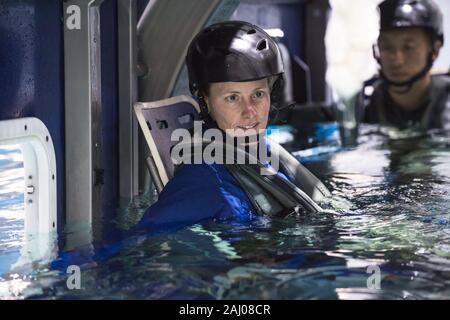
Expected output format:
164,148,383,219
432,40,443,60
203,95,212,113
201,94,215,121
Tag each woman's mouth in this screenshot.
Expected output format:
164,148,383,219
236,122,259,130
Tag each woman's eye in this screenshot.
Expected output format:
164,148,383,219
225,95,239,103
254,91,266,99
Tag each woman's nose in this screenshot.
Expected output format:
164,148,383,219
241,98,257,117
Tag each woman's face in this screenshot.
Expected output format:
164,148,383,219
205,78,271,136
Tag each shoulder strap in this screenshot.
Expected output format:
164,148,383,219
420,76,450,130
226,163,323,218
174,139,325,217
272,141,332,203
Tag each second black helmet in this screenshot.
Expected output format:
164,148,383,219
379,0,444,44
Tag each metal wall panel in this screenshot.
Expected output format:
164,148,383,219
0,0,65,232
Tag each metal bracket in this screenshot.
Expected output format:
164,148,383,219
117,0,139,202
63,0,104,247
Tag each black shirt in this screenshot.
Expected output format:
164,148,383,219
360,75,450,131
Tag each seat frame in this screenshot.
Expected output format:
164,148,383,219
134,95,201,193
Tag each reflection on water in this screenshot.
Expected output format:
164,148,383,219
0,145,24,279
1,125,450,299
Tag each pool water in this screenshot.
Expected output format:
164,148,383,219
0,145,24,279
1,125,450,299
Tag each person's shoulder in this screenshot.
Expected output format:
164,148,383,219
164,162,226,193
163,162,253,215
136,163,237,231
172,162,228,182
357,77,384,108
362,77,384,97
431,74,450,90
358,77,384,124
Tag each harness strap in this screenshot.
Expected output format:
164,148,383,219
174,140,326,217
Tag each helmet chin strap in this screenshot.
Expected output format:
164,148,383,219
269,102,296,124
196,94,217,127
268,74,297,124
189,82,217,127
378,52,434,95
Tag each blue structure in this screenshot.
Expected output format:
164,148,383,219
0,0,321,250
0,1,66,231
0,0,122,241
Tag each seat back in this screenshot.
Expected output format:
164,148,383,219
134,95,201,188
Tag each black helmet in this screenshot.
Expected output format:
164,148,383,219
379,0,444,44
375,0,444,92
186,20,284,95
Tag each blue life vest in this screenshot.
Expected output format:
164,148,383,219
133,162,279,234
